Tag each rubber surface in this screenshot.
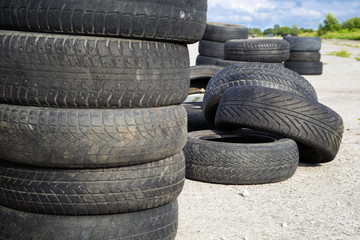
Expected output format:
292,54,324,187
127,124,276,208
0,201,178,240
183,102,209,132
287,52,321,62
0,152,185,215
0,30,190,108
0,104,187,168
198,40,224,58
214,86,344,163
203,62,318,127
216,59,284,67
190,65,223,92
0,0,207,44
184,129,299,184
283,36,321,52
285,61,323,75
196,55,221,65
202,22,248,42
224,39,290,63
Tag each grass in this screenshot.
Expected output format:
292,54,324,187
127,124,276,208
323,62,328,65
356,57,360,61
329,50,351,58
298,32,318,37
334,42,360,48
320,29,360,40
192,96,201,102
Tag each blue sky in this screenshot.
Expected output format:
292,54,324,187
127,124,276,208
207,0,360,30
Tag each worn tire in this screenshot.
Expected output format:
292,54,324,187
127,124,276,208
224,39,290,63
0,0,207,44
183,102,209,132
284,36,321,52
202,22,248,42
287,52,321,62
198,40,224,58
0,201,178,240
0,31,190,108
285,61,323,75
203,62,318,127
216,59,284,67
184,130,299,184
214,86,344,163
189,65,223,93
0,152,185,215
0,104,187,168
196,55,221,65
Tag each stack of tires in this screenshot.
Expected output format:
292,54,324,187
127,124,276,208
0,0,207,239
284,36,323,75
196,22,249,65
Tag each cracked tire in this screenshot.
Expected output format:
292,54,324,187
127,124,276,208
214,86,344,163
0,201,178,240
184,129,299,184
0,0,207,44
0,104,187,168
0,31,190,108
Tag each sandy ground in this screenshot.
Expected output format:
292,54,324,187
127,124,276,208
177,39,360,240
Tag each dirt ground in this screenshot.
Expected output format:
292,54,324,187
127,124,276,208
177,39,360,240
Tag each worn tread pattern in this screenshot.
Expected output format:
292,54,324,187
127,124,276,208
284,36,321,52
184,130,298,184
0,0,207,43
285,61,323,75
198,40,224,58
0,201,178,240
0,152,185,215
224,39,290,62
203,62,318,127
202,22,248,42
0,30,190,108
0,104,187,168
214,86,344,163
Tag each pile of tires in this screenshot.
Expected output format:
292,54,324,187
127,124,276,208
196,22,249,65
284,36,323,75
184,62,344,185
0,0,207,239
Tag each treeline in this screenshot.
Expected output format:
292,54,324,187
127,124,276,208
249,24,313,36
318,13,360,35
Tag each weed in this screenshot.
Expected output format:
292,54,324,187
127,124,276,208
355,57,360,61
323,62,328,65
329,50,351,58
192,96,201,102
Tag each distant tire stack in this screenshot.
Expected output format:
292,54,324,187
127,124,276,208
284,36,323,75
196,22,248,65
0,0,207,239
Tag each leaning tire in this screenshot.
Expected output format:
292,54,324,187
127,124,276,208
283,36,321,52
196,55,221,65
0,152,185,215
0,104,187,168
184,129,299,184
214,86,344,163
285,61,323,75
0,0,207,44
198,40,224,58
203,62,318,127
224,39,290,63
202,22,248,42
0,201,178,240
0,31,190,108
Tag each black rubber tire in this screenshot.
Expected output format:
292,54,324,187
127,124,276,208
285,61,323,75
182,102,209,132
224,39,290,63
0,201,178,240
283,36,321,52
215,59,284,67
184,129,299,184
0,30,190,108
0,104,187,168
198,40,224,58
203,62,318,127
190,65,223,92
214,86,344,163
287,52,321,62
196,55,221,65
202,22,248,42
0,152,185,215
0,0,207,44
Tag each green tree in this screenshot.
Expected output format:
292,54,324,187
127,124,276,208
263,28,274,35
278,26,291,36
248,27,263,36
274,24,280,35
318,13,341,34
342,16,360,30
291,24,301,35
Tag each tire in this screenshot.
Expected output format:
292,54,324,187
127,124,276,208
196,55,221,65
184,129,299,184
0,152,185,215
0,104,187,168
203,62,318,127
0,0,207,44
0,201,178,240
202,22,248,42
214,86,344,163
283,36,321,52
182,103,209,132
215,59,284,67
285,61,323,75
287,52,321,62
190,65,223,93
0,30,190,108
198,40,224,58
224,39,290,63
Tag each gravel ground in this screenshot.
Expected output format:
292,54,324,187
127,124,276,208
177,39,360,240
